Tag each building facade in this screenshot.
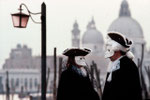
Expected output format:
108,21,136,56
0,69,40,93
1,44,61,94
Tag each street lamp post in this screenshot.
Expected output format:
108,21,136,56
41,3,47,100
11,3,47,100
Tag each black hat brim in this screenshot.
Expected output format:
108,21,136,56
63,48,91,56
108,32,132,48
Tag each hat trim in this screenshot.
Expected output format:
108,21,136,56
107,31,132,48
63,48,91,56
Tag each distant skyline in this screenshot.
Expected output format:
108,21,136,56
0,0,150,68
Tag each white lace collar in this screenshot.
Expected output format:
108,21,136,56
107,56,123,82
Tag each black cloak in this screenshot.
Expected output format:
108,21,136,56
102,56,142,100
57,65,100,100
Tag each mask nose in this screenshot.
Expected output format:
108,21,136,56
75,56,87,66
104,45,114,58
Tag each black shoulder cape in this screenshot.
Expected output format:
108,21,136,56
102,56,142,100
57,66,100,100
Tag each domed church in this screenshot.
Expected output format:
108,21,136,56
108,0,145,60
72,18,104,55
82,19,104,55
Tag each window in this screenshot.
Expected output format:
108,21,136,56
30,78,32,89
24,78,28,88
34,78,38,87
11,78,15,88
0,77,4,93
16,78,19,87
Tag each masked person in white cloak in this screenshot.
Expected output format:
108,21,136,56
102,32,142,100
57,48,100,100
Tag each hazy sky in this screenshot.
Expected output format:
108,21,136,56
0,0,150,68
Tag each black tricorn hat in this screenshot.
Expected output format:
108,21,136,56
107,32,132,48
63,48,91,56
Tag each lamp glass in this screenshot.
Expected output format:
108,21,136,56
11,13,29,28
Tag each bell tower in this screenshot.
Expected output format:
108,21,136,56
72,20,80,48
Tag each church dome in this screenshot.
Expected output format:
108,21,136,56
82,19,104,44
108,17,143,39
108,0,144,40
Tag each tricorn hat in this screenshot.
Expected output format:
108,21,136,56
107,31,132,48
63,48,91,56
105,31,134,59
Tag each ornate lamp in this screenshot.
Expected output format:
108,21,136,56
11,12,29,28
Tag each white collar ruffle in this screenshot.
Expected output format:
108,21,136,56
107,56,123,82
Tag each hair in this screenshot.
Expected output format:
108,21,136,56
66,56,76,67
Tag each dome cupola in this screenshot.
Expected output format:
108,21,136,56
119,0,131,17
82,18,104,44
82,18,104,54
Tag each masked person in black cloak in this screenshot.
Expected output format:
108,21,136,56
102,32,142,100
57,48,100,100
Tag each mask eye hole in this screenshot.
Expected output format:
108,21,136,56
108,49,110,52
79,57,85,60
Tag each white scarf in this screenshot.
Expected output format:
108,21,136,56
107,56,123,82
